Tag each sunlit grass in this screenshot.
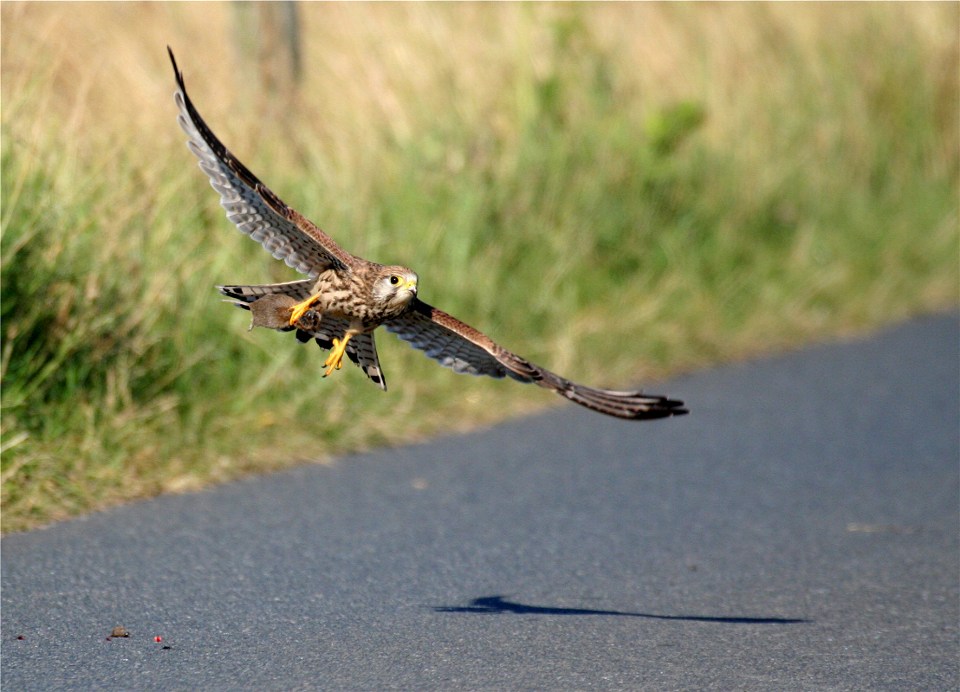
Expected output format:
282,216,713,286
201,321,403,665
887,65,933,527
2,3,957,533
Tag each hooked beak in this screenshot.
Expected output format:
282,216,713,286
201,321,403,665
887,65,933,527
405,279,418,295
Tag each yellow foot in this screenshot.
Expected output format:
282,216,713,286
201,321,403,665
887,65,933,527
289,295,321,326
323,335,353,377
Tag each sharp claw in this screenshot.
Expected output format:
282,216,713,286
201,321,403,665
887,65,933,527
322,336,350,377
289,295,320,326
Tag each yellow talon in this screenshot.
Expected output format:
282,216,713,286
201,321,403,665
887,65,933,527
289,295,321,325
323,335,352,377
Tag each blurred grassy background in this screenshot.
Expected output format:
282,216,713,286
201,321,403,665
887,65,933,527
2,3,957,533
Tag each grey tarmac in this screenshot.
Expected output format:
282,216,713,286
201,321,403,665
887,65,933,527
3,313,957,690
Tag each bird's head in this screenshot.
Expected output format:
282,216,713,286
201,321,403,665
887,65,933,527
373,266,419,309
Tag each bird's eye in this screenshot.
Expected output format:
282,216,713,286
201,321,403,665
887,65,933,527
389,275,400,285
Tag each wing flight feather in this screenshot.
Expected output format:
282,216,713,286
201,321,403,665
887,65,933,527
169,48,356,278
385,300,688,420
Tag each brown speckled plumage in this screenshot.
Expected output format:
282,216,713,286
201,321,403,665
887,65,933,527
171,48,687,420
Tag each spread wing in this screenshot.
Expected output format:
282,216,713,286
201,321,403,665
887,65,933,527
384,300,688,420
219,281,387,390
169,48,357,277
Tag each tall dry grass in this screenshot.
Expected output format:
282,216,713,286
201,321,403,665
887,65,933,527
2,3,957,532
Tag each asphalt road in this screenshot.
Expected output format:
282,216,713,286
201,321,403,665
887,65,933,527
3,314,958,690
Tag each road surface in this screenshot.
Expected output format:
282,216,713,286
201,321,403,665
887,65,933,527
3,313,958,690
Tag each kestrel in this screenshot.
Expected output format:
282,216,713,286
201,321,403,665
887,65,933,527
169,49,687,421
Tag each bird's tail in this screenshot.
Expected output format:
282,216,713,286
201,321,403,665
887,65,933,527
217,279,315,306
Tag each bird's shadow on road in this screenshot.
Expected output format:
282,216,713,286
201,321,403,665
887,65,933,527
433,595,808,624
